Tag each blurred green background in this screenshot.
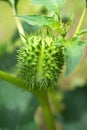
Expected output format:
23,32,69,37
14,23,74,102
0,0,87,130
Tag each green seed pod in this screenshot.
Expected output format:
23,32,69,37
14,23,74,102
17,33,64,90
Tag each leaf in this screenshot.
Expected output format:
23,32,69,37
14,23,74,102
32,0,67,12
17,15,64,33
64,37,87,77
17,15,60,29
77,29,87,36
0,0,19,8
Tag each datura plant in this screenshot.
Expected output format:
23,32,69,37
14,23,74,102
0,0,87,130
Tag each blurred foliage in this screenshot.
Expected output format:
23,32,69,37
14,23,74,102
62,83,87,130
11,23,39,43
0,0,19,8
62,84,87,122
0,43,16,71
0,80,39,130
0,0,87,130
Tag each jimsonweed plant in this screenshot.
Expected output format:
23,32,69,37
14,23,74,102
0,0,87,130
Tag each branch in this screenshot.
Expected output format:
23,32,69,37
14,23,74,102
0,70,29,91
74,8,87,36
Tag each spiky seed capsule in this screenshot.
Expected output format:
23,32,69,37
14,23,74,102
17,33,64,90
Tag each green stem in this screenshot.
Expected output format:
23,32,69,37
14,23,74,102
74,8,87,36
0,70,29,91
86,0,87,8
34,90,56,130
12,5,26,42
49,88,61,112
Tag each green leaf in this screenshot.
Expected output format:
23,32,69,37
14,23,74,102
17,15,61,30
17,15,64,34
32,0,67,12
64,37,87,77
77,29,87,36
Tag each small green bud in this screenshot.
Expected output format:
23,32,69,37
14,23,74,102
17,33,64,90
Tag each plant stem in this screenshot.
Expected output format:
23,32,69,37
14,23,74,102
49,88,61,112
34,90,56,130
0,70,29,91
12,5,26,42
74,8,87,36
86,0,87,8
